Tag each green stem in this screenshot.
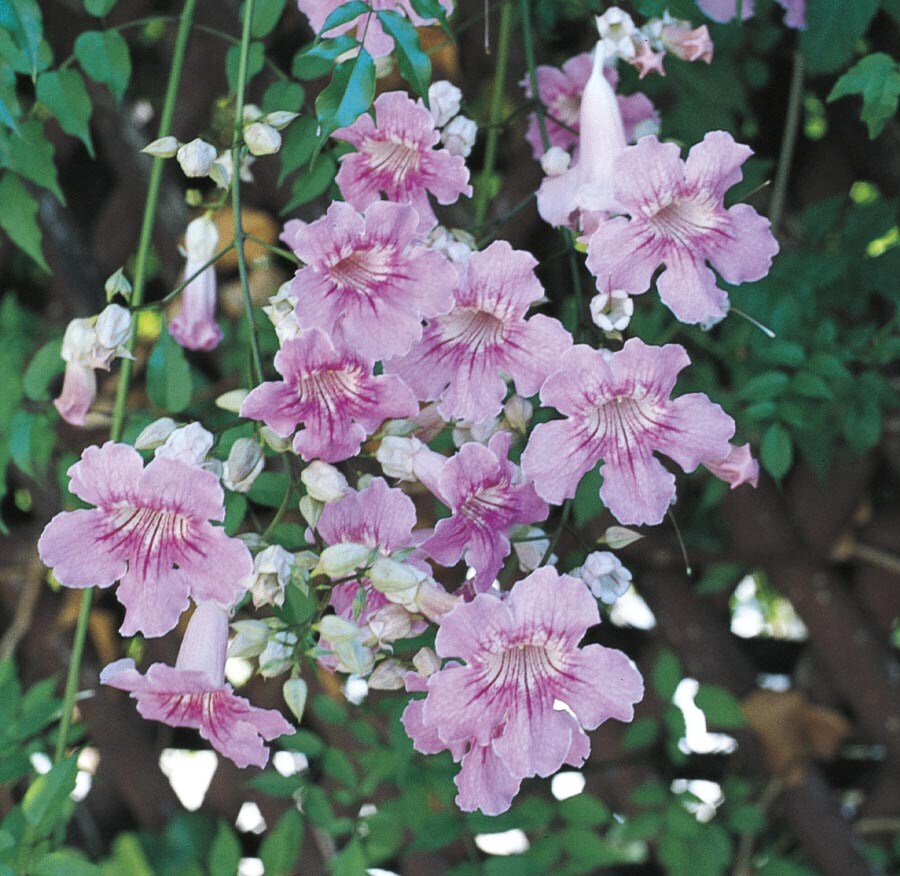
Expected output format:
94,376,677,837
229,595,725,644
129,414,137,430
232,0,265,388
54,0,200,765
473,0,513,227
132,243,236,311
769,49,804,235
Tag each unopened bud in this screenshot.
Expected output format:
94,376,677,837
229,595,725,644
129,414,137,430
224,438,265,493
376,436,423,481
261,426,292,452
228,619,271,659
412,646,440,678
242,103,264,125
541,145,571,176
333,640,375,676
369,558,419,595
92,304,133,368
503,394,533,432
134,417,178,451
441,115,477,158
603,525,644,549
416,580,461,622
154,422,214,467
265,111,300,130
368,658,406,690
428,80,462,127
282,677,308,722
215,388,249,413
245,544,294,608
299,495,323,529
104,267,133,303
244,123,281,156
259,629,298,678
319,614,362,643
141,136,179,158
315,542,371,578
366,604,412,645
176,138,217,177
301,460,349,503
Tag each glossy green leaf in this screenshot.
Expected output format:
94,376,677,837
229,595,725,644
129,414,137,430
320,0,369,35
36,69,94,156
377,10,431,99
760,421,793,480
315,48,375,138
409,0,451,31
208,822,242,875
292,35,357,80
282,152,336,211
800,0,879,75
75,30,132,102
278,114,319,184
0,0,43,77
4,119,64,202
84,0,117,16
260,809,303,876
262,80,305,114
248,0,287,37
828,53,900,138
225,40,265,93
32,851,100,876
0,172,48,269
22,755,78,833
0,64,20,130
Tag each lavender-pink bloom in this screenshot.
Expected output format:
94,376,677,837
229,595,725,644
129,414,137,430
586,132,779,324
38,442,252,638
521,339,735,526
704,442,760,489
403,568,643,814
522,53,659,158
387,240,572,423
169,216,223,352
698,0,804,29
422,432,549,592
239,329,418,462
101,602,293,768
290,200,456,360
333,91,472,232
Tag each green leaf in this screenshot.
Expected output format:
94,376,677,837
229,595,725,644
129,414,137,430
760,422,793,480
0,173,48,269
800,0,879,75
36,69,94,156
225,40,265,93
75,30,132,102
208,821,242,875
146,325,192,413
843,392,881,454
9,409,54,479
559,794,611,827
84,0,117,17
282,152,336,211
408,0,451,32
260,809,303,876
278,114,320,184
737,371,789,402
263,80,305,114
376,10,431,99
789,371,833,400
694,684,746,729
695,562,745,595
248,0,287,37
620,716,659,749
330,839,366,876
315,48,375,139
322,748,358,787
320,0,370,35
0,64,20,131
33,851,100,876
310,693,347,724
827,53,900,138
292,35,358,80
652,648,682,701
22,755,78,834
4,118,64,202
727,803,765,834
0,0,43,77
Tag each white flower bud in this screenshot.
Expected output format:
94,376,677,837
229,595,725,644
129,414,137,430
541,145,571,176
369,558,420,595
315,542,371,579
259,629,298,678
424,225,475,262
604,526,644,550
134,417,178,451
244,544,295,608
376,435,424,481
141,136,180,158
60,318,97,366
301,460,349,503
596,8,637,60
242,103,264,125
590,289,634,333
244,122,282,156
228,619,271,659
264,111,300,130
299,495,323,529
428,80,462,127
282,677,308,722
512,525,553,573
215,388,250,413
579,550,633,604
184,214,218,261
441,114,477,158
368,658,406,690
365,605,412,645
176,138,217,178
415,580,462,622
104,267,133,303
261,426,292,452
412,646,440,678
503,394,533,433
319,614,362,643
92,304,133,368
333,640,375,677
224,438,265,493
154,422,214,467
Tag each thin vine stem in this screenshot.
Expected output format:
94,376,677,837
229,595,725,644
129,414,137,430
54,0,201,765
232,0,265,388
131,243,236,311
769,49,805,235
473,0,513,227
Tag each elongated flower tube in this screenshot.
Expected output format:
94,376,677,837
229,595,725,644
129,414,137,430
403,568,643,814
38,442,252,637
522,339,735,526
170,215,223,352
536,43,627,230
101,601,293,768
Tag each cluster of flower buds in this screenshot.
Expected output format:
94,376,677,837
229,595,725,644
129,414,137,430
241,104,299,157
427,81,477,159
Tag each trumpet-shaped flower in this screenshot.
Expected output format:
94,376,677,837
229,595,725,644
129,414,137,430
387,240,572,423
333,91,472,232
101,602,293,768
586,132,779,324
704,442,760,489
37,442,252,637
169,215,223,352
697,0,805,29
290,200,456,360
239,329,418,462
403,567,643,814
536,45,627,229
521,339,735,526
523,53,659,159
422,432,548,592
